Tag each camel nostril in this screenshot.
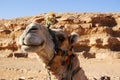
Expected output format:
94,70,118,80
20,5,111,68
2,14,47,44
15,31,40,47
30,27,38,30
29,27,38,32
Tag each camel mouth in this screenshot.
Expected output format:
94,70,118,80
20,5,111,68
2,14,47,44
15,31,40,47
23,40,45,47
21,41,45,52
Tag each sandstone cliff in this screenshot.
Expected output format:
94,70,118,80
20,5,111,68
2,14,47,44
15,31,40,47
0,13,120,59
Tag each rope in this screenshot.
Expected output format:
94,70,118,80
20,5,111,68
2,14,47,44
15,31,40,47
45,13,80,80
72,66,81,77
47,70,51,80
46,15,58,80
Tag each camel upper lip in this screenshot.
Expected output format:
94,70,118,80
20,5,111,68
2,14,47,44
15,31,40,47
22,40,45,47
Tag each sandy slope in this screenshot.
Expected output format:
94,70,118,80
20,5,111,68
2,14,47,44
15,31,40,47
79,58,120,80
0,56,120,80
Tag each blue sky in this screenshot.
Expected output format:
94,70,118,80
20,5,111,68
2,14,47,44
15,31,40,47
0,0,120,19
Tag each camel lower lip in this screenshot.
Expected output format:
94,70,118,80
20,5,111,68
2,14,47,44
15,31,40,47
21,45,39,52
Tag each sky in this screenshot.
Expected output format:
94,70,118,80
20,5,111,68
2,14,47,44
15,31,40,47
0,0,120,19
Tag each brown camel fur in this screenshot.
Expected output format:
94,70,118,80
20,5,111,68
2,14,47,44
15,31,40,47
19,22,87,80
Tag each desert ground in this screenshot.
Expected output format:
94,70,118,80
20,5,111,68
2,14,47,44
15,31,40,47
0,53,120,80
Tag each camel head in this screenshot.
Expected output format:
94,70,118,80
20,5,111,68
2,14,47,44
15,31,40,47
19,22,78,63
19,22,49,52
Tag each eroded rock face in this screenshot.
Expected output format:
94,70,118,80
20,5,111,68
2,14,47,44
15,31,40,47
0,13,120,59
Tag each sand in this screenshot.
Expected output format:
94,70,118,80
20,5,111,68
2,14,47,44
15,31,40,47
0,55,120,80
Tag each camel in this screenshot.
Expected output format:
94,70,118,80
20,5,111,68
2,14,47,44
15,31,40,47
18,22,87,80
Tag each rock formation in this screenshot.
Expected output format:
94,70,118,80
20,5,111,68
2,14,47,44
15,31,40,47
0,13,120,59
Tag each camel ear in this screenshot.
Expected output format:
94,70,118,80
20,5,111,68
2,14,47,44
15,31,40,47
69,32,79,45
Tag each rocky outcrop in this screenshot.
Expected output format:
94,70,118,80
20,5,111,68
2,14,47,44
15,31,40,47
0,13,120,59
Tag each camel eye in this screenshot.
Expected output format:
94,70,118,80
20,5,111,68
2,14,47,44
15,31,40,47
58,36,65,42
